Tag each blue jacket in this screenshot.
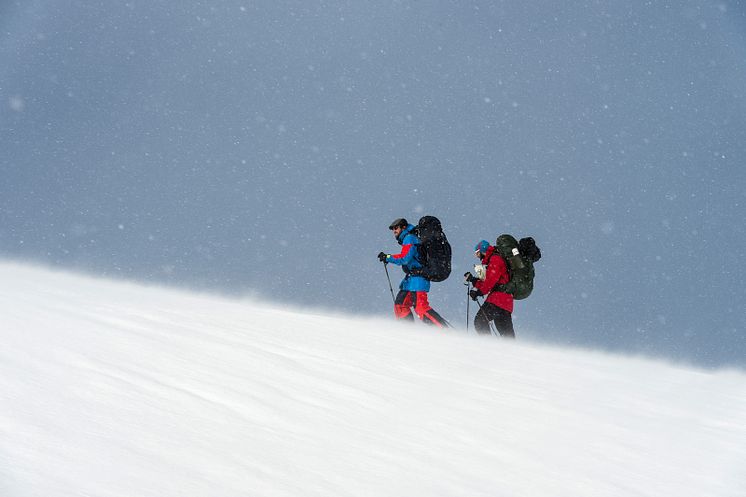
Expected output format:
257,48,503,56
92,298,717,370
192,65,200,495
387,224,431,292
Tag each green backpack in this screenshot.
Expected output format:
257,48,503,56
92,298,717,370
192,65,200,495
492,234,541,300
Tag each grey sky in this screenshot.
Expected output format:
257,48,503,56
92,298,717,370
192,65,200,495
2,0,745,367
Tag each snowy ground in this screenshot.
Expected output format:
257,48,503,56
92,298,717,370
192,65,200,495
1,261,744,497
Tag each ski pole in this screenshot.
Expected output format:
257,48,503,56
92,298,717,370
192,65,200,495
465,282,470,332
383,262,396,304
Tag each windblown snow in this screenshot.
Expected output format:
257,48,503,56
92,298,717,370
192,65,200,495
1,262,744,497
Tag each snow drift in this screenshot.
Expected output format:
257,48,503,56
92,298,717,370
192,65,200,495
1,262,744,497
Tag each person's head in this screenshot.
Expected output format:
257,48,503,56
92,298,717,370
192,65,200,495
389,218,408,238
474,240,490,258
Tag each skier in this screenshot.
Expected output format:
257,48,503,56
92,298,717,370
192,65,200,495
378,218,449,327
464,240,515,338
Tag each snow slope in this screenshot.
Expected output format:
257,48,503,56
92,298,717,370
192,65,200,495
1,262,744,497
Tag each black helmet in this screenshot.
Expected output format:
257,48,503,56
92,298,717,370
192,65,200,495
388,218,408,230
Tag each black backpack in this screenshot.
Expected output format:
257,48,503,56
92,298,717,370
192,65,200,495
492,235,541,300
410,216,452,282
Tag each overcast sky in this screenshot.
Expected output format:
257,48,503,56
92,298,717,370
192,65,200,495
2,0,745,367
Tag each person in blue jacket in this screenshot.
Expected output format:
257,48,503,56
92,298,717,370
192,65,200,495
378,218,448,327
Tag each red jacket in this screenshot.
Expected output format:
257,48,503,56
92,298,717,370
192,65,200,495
473,246,514,313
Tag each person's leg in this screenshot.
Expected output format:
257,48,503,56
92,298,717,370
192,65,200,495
394,290,415,321
473,304,493,335
491,306,515,338
414,291,448,327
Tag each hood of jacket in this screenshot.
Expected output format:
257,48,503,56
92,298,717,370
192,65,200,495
481,245,497,264
397,224,417,245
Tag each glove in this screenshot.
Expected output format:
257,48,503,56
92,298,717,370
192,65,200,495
378,252,389,263
469,289,482,301
464,272,476,283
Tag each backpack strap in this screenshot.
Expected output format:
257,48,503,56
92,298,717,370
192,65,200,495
405,236,425,277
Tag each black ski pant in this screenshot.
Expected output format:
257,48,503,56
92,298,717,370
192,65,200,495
474,302,515,338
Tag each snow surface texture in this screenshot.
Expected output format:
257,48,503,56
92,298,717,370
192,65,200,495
1,262,745,497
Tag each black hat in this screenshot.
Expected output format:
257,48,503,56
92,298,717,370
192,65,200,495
388,218,408,230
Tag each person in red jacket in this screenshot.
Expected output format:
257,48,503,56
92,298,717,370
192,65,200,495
464,240,515,338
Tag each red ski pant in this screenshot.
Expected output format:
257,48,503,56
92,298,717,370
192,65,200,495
394,290,444,327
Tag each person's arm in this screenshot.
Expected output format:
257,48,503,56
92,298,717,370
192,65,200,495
474,256,506,295
387,235,417,266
